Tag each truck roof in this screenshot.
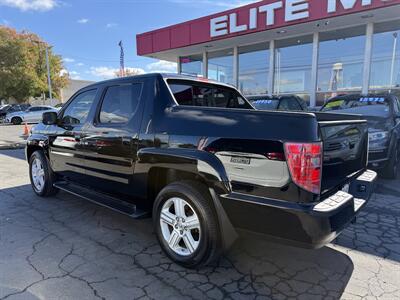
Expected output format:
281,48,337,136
84,73,237,90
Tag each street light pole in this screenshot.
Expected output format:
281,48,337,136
32,40,53,105
389,32,398,93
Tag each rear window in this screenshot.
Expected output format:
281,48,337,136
168,80,253,109
321,97,390,117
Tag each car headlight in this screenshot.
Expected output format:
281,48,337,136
369,131,389,142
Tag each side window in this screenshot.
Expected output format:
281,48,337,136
62,89,97,125
99,83,142,124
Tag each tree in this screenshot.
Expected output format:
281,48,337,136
0,26,68,102
114,68,145,78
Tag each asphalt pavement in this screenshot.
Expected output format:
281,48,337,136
0,149,399,300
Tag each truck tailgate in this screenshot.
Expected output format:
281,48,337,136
319,119,369,195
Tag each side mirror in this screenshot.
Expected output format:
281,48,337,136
42,111,58,125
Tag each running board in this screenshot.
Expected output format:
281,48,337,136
53,181,149,219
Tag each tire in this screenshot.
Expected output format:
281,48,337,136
381,143,399,179
29,150,59,197
11,117,22,125
153,181,221,268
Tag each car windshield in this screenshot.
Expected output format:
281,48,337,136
251,99,280,110
321,97,390,117
9,107,20,113
168,79,253,109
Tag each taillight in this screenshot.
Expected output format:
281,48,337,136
265,152,285,161
284,142,323,194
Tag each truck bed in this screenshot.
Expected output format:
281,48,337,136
162,106,368,198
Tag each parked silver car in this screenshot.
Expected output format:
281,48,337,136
6,106,58,125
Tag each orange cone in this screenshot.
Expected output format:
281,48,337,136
23,122,30,136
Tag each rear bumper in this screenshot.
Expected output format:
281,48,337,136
220,169,377,249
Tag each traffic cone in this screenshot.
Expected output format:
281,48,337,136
23,122,30,137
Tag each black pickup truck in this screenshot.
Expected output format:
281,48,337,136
26,74,376,268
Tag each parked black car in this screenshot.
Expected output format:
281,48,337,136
249,95,308,111
26,74,376,268
321,94,400,179
0,104,31,122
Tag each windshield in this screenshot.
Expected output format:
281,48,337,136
321,97,390,117
0,106,10,113
252,99,280,110
168,79,253,109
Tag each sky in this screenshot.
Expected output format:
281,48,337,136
0,0,254,81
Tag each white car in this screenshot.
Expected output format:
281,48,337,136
6,106,58,125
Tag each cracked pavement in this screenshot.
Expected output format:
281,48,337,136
0,149,399,300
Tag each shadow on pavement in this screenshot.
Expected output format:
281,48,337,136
0,149,26,160
0,184,354,300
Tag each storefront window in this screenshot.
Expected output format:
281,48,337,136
370,21,400,90
274,36,313,95
317,26,366,102
239,43,269,96
208,49,234,85
180,54,203,76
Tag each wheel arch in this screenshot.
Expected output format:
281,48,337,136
138,147,231,200
26,135,50,161
138,148,237,250
11,115,22,123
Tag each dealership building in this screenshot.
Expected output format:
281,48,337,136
137,0,400,106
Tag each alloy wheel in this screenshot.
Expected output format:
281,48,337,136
160,197,201,256
31,158,45,193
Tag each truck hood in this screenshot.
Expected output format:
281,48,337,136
365,115,392,131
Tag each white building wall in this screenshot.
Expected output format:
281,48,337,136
60,79,95,103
